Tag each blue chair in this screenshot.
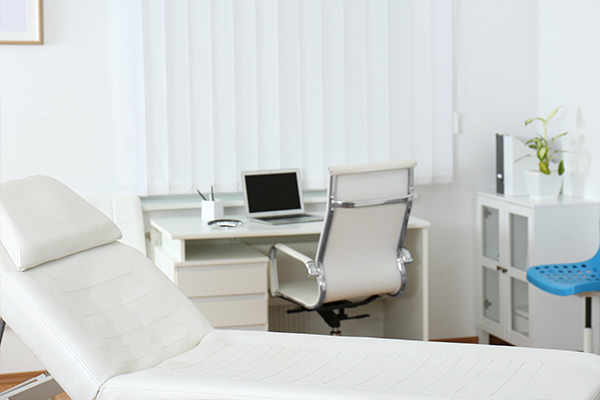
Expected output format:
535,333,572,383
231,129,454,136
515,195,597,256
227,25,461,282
527,234,600,352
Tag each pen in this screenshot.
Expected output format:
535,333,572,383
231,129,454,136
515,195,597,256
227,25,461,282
196,189,207,201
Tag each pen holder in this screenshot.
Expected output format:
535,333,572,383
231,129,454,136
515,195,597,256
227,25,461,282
202,200,224,221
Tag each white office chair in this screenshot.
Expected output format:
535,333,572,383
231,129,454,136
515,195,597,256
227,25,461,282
2,176,600,400
269,160,415,335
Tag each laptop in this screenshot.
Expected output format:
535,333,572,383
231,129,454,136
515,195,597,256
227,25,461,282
242,169,323,225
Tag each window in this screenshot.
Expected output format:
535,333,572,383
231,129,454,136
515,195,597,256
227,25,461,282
115,0,453,195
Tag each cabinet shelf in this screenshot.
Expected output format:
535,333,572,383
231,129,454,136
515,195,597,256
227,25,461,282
184,242,268,265
514,306,529,319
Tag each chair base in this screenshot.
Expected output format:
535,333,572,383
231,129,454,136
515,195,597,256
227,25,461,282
584,296,594,353
0,373,63,400
0,319,64,400
288,295,379,335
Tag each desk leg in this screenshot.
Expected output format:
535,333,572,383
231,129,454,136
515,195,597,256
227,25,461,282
383,227,429,341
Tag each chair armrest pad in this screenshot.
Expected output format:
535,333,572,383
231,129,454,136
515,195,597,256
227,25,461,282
272,244,318,276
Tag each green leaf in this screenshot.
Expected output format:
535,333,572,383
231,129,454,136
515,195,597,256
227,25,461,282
539,161,550,174
558,160,565,175
529,135,546,148
551,131,568,141
546,106,562,121
525,117,545,126
525,138,538,149
537,146,549,161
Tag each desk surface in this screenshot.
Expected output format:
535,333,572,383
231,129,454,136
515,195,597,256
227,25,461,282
151,215,430,240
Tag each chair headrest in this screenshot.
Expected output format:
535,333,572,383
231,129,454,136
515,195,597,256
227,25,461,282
329,159,417,176
0,176,122,271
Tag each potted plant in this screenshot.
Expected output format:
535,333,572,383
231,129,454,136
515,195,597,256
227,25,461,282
519,106,568,199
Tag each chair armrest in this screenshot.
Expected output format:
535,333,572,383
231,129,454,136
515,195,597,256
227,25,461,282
269,244,325,308
271,243,318,277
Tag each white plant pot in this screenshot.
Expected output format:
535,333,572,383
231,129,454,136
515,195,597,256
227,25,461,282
524,170,563,199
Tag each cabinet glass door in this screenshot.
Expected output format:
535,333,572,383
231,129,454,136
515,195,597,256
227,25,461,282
509,213,528,271
483,266,500,323
510,277,529,337
482,206,500,261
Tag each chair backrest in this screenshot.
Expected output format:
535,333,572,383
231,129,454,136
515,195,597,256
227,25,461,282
0,176,213,399
316,160,415,304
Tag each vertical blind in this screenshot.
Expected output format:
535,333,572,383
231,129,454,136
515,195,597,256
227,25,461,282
115,0,453,195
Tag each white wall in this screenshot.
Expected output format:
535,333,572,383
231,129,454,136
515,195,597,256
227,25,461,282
537,0,600,200
0,0,122,196
414,0,538,339
1,0,599,373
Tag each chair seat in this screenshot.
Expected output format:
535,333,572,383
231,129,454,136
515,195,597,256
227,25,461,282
97,329,600,400
528,262,600,296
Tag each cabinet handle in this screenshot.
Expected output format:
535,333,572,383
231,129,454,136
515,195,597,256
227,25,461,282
484,298,493,310
496,265,508,273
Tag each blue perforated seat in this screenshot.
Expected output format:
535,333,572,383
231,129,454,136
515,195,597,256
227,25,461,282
527,232,600,352
528,261,600,296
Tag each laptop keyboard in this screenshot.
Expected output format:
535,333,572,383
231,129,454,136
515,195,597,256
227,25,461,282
253,213,322,225
259,214,309,221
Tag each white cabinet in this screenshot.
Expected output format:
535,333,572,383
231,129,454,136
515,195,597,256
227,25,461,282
476,192,600,350
153,240,270,331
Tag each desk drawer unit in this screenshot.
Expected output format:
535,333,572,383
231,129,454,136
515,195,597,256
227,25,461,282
153,242,269,330
177,263,267,297
193,295,268,329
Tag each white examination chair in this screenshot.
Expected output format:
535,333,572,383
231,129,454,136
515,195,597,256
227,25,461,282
1,176,600,400
86,195,147,256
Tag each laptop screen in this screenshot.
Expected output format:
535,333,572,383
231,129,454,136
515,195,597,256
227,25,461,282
242,169,304,217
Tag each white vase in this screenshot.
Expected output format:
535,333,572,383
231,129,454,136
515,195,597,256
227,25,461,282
524,170,563,199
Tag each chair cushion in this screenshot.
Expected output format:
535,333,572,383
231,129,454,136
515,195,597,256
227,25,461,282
0,176,122,270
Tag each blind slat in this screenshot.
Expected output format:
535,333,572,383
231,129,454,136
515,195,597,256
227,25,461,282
131,0,452,193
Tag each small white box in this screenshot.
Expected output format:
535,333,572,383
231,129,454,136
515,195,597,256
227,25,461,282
202,200,224,221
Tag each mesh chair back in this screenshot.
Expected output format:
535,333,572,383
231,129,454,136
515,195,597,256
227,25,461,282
316,160,415,303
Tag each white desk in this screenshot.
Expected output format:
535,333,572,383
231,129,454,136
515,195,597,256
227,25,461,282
150,215,430,340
